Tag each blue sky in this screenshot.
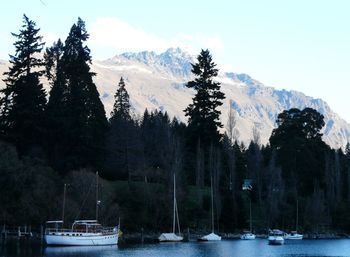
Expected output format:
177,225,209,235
1,0,350,121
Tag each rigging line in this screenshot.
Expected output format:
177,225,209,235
74,177,95,221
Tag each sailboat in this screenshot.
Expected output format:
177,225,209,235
284,199,303,240
240,198,256,240
198,175,221,241
45,172,119,246
158,173,183,242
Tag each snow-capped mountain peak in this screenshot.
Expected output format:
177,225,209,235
0,47,349,149
108,48,194,78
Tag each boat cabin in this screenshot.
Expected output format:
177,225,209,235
46,221,64,231
72,220,102,233
269,229,284,236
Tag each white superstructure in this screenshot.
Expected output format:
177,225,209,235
268,229,284,245
284,231,303,240
240,232,256,240
45,220,118,246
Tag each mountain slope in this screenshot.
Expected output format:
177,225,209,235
0,48,349,148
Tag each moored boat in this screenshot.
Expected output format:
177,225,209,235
284,199,303,240
240,231,256,240
158,233,183,242
198,232,221,241
268,229,284,245
198,174,221,242
284,231,303,240
45,220,118,246
45,172,119,246
158,173,183,242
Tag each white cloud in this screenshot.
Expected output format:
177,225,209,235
89,17,169,53
42,31,60,47
89,17,224,57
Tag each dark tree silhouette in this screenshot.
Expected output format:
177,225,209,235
184,49,225,147
0,14,46,156
61,18,108,170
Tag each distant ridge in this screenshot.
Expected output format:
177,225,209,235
0,47,349,149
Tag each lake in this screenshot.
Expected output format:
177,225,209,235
1,239,350,257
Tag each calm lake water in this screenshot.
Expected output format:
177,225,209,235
1,239,350,257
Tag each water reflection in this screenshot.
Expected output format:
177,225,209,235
44,245,118,256
1,239,350,257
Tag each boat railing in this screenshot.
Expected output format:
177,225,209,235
45,226,118,234
45,228,75,233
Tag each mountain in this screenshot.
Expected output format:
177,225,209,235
0,47,349,148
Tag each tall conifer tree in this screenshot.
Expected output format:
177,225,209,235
44,39,67,169
105,77,136,179
61,18,108,170
0,14,46,155
184,49,225,147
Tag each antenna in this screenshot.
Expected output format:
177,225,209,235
62,183,67,226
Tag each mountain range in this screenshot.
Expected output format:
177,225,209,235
0,47,349,149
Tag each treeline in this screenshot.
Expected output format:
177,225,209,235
0,15,350,235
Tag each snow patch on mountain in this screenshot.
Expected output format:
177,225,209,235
0,47,349,149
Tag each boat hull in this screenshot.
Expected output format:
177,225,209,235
240,233,256,240
158,233,183,242
285,234,303,240
45,232,118,246
268,236,284,245
198,232,221,241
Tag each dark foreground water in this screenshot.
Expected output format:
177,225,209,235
1,239,350,257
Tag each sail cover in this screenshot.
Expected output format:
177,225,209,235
158,233,183,242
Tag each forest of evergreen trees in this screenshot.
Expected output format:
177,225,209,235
1,15,350,235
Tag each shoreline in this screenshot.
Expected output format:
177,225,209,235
1,231,348,246
118,231,350,245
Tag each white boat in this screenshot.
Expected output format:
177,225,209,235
240,231,256,240
285,199,303,240
284,231,303,240
198,174,221,241
268,229,284,245
240,194,255,240
199,232,221,241
45,172,119,246
159,173,183,242
45,220,118,246
158,233,183,242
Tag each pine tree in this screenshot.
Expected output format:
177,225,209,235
61,18,108,170
110,77,131,121
0,14,47,155
44,39,68,169
105,77,135,179
184,49,225,147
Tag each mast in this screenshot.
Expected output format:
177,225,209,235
249,197,252,232
296,199,299,232
173,173,176,234
96,172,99,222
62,183,67,225
211,174,214,233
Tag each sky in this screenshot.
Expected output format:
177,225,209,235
1,0,350,121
